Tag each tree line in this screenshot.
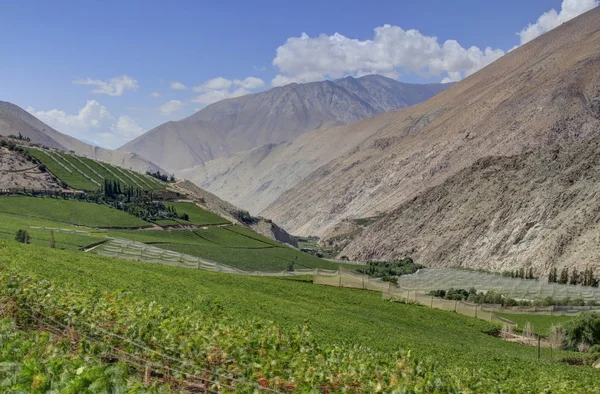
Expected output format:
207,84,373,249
548,267,598,287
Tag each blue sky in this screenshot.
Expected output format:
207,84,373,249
0,0,597,148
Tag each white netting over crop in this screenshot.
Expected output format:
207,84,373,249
395,268,600,302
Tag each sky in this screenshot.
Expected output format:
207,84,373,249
0,0,597,148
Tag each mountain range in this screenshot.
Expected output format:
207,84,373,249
260,7,600,274
4,7,600,276
121,75,450,171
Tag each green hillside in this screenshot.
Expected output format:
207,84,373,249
0,193,342,271
24,146,165,191
0,241,596,393
0,195,149,228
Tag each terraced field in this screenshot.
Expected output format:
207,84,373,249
1,242,597,393
106,226,345,271
0,196,150,228
0,194,342,271
25,147,165,191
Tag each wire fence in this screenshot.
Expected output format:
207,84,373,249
314,268,600,323
96,239,600,322
16,300,283,393
396,268,600,302
96,238,338,277
28,226,91,236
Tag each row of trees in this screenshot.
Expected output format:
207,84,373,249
428,287,600,307
503,268,537,280
358,258,423,284
548,267,598,287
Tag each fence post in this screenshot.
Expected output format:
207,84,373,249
455,299,458,312
475,305,478,318
537,336,541,360
362,275,365,290
430,296,434,308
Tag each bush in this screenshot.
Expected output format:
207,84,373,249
564,312,600,350
14,230,30,244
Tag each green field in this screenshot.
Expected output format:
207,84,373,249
0,214,105,251
25,147,164,192
107,226,344,271
497,312,574,336
26,148,101,190
1,241,596,392
0,196,149,228
166,201,231,226
0,195,340,271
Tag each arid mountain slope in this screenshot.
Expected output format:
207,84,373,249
122,76,449,171
263,7,600,237
0,105,66,150
0,101,164,174
0,148,61,190
175,111,399,214
341,136,600,275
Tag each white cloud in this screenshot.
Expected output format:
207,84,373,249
150,91,161,98
73,75,138,96
112,116,144,138
518,0,598,44
193,77,233,92
234,76,265,90
170,81,187,90
27,100,145,148
192,88,250,106
271,1,597,86
160,100,184,115
191,76,264,106
28,100,113,131
271,28,505,86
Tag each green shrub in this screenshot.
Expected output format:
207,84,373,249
564,312,600,350
14,229,30,244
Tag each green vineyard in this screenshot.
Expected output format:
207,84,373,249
25,147,165,191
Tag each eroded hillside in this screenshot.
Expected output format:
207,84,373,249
263,7,600,237
341,136,600,275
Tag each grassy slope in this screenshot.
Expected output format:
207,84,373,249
497,312,574,336
25,148,99,191
0,211,106,251
25,147,164,192
166,202,231,226
0,196,149,228
1,241,595,390
107,226,346,271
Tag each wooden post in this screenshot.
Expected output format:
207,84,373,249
430,296,434,308
475,305,478,318
144,366,150,384
537,336,541,360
